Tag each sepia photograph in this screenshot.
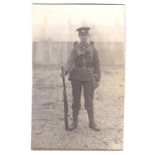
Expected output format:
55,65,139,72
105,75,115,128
32,3,125,150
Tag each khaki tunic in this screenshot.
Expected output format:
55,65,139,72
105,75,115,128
64,42,101,82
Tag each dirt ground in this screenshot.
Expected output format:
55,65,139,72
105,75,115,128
32,66,124,150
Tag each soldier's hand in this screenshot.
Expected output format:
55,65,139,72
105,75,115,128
60,71,67,78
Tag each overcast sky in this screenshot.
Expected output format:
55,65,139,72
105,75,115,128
32,4,125,42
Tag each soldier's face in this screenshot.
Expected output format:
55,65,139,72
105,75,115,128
79,35,89,42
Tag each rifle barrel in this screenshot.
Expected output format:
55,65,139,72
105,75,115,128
61,66,69,130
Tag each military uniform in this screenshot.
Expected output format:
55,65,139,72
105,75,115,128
64,27,101,131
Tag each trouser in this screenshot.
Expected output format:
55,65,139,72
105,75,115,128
71,80,94,112
71,80,95,125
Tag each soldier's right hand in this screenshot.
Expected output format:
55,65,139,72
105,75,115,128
60,71,67,78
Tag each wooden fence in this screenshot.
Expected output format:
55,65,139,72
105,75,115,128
33,41,124,67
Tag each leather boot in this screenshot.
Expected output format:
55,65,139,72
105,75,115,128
69,110,78,131
87,108,100,131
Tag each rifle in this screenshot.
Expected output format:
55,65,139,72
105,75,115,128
61,66,69,130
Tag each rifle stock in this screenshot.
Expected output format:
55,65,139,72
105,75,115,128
61,66,69,130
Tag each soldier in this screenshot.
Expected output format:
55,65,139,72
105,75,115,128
62,27,101,131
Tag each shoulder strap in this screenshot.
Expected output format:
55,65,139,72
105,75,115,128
90,41,94,46
88,41,95,60
73,41,78,47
